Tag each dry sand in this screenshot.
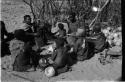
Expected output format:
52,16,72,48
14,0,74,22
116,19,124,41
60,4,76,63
1,0,122,82
1,54,122,82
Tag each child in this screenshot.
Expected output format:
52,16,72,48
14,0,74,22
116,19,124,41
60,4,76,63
47,38,72,75
73,27,88,61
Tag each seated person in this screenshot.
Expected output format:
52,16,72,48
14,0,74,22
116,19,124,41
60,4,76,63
19,15,38,46
67,12,78,33
1,21,14,57
86,23,107,53
68,27,94,61
47,38,72,75
43,22,57,41
10,29,38,72
35,24,48,49
73,27,87,61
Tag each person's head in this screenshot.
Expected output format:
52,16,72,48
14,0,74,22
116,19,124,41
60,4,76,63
76,27,86,37
58,23,64,30
93,23,101,33
68,12,76,23
23,15,31,24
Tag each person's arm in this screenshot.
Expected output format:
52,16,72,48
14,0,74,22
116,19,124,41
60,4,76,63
25,32,38,37
51,50,57,61
86,36,97,39
52,30,59,35
2,25,8,36
85,36,98,42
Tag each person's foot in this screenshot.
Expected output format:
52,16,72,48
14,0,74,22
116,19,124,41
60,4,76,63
68,67,72,71
27,67,35,72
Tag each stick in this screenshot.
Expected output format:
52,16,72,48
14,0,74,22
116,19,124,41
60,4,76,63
22,0,36,19
89,0,111,29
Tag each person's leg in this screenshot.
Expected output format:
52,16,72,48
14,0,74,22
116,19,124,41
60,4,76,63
13,53,31,72
1,41,10,57
51,63,69,76
30,51,40,71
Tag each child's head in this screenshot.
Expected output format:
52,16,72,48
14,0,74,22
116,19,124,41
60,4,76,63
23,15,31,24
58,23,64,30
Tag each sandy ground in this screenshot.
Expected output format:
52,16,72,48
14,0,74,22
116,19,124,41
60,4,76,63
1,54,122,82
1,0,32,32
1,0,122,82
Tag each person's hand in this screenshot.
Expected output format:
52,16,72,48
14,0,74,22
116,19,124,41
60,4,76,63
4,35,7,39
33,33,37,36
48,58,54,64
82,43,85,48
69,47,73,53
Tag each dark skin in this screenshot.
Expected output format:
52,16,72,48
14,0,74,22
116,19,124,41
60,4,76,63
1,21,14,57
23,16,37,33
85,29,106,53
48,39,69,68
24,17,32,25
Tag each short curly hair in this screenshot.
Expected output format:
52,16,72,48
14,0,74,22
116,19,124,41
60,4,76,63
58,23,64,30
24,15,31,20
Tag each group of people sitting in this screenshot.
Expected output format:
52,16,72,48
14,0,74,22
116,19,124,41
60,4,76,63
1,13,110,77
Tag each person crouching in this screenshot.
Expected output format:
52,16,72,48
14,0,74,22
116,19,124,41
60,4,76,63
10,29,38,72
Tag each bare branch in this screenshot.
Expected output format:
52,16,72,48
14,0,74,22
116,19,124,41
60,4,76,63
59,0,65,10
22,0,30,6
89,0,111,29
89,0,101,29
22,0,36,19
50,0,58,10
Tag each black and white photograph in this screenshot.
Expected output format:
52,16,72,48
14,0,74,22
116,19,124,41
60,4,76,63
0,0,122,82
